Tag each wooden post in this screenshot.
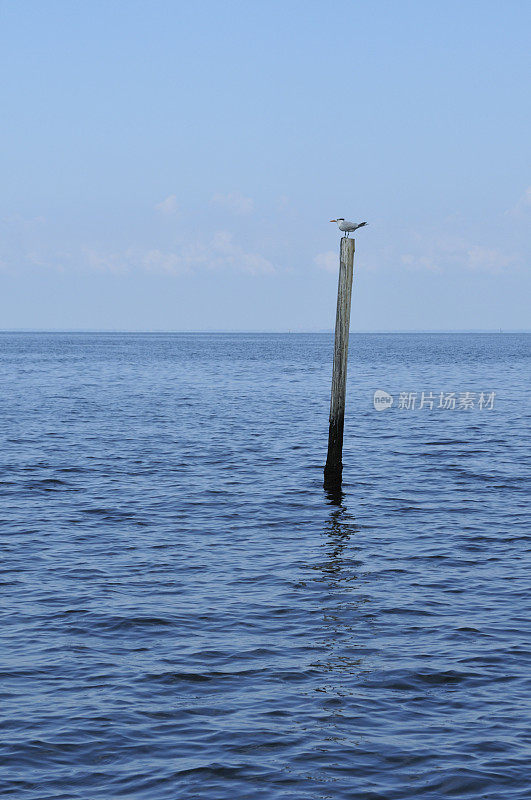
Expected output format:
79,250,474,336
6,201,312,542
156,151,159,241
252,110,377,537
324,236,355,491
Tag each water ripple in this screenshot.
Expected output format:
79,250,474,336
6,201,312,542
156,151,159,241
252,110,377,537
0,332,529,799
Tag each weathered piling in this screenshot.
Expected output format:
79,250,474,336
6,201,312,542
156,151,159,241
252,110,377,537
324,236,355,491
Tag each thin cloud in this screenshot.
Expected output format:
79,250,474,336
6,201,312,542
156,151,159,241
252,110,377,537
211,192,254,215
401,254,441,272
314,251,337,273
155,194,179,215
400,236,519,274
209,231,273,274
51,233,275,276
466,246,516,273
506,186,531,217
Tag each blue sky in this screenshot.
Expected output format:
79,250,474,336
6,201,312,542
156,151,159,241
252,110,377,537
1,0,529,330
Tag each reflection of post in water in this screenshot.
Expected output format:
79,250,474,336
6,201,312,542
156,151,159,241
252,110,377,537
321,500,358,585
324,482,344,508
290,502,367,756
310,500,365,753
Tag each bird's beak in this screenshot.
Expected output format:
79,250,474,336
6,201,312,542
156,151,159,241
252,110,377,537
329,219,336,223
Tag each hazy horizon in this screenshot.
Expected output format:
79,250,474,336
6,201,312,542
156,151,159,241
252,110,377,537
2,328,529,335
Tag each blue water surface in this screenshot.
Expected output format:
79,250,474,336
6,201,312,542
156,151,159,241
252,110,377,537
1,332,529,799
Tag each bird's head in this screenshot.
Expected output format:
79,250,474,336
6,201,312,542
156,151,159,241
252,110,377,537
329,218,344,223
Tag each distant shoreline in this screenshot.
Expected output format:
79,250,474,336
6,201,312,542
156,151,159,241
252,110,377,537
1,330,529,335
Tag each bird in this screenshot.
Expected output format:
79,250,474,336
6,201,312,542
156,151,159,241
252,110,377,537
330,218,368,237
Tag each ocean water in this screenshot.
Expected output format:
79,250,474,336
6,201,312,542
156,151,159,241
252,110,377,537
0,332,529,800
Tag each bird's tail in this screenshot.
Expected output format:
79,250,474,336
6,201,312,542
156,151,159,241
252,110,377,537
357,222,368,228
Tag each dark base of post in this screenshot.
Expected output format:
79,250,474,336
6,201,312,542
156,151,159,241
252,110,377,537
323,416,344,492
323,462,342,491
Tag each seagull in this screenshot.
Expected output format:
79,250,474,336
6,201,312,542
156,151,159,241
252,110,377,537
330,218,368,237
